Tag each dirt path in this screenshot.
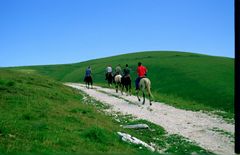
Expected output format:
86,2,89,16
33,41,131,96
66,83,234,155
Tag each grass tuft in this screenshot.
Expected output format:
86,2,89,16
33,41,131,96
82,126,111,144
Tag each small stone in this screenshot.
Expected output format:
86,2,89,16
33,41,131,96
123,124,149,129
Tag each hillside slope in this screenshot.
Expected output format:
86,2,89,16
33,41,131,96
0,69,215,154
9,51,234,117
0,69,147,153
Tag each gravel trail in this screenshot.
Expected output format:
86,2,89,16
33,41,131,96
66,83,234,155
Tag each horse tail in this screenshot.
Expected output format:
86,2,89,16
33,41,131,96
145,79,153,98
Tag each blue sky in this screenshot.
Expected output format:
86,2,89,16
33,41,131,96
0,0,234,67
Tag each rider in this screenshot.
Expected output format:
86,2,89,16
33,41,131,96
123,64,131,78
122,64,131,89
135,62,147,90
84,66,92,82
105,65,112,80
115,64,122,76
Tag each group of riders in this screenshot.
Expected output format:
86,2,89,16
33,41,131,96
84,62,148,91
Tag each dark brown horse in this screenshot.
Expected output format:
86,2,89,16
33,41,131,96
121,76,132,95
84,76,93,89
105,72,114,87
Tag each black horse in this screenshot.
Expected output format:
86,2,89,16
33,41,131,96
84,76,93,89
121,76,132,95
105,72,114,87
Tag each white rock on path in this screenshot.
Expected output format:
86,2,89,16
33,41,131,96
117,132,155,152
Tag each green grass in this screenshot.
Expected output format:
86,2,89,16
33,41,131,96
0,69,215,154
0,69,151,154
8,51,234,119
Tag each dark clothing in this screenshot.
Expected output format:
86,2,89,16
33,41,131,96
84,68,92,83
135,77,144,90
115,66,122,75
85,68,91,77
123,67,130,77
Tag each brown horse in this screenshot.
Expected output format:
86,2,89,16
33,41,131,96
136,78,153,105
84,76,93,89
106,72,114,87
121,76,131,96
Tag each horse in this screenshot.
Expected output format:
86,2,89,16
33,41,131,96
84,76,93,89
105,72,114,87
114,74,123,94
136,78,153,105
121,76,131,95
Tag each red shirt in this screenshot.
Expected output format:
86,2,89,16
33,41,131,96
137,65,147,77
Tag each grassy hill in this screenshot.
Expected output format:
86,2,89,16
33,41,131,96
0,69,213,154
0,69,140,153
8,51,234,119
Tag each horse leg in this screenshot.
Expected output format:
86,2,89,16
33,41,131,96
128,85,131,96
146,83,152,105
118,83,121,94
116,83,118,93
109,78,112,87
137,89,140,102
149,94,152,105
125,85,128,96
142,91,145,105
129,83,132,96
126,84,130,96
121,83,124,95
129,81,132,96
148,93,152,105
107,78,109,87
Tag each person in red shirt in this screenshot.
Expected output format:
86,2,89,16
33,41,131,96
135,62,147,90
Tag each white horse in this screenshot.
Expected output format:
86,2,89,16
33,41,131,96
114,74,123,94
136,78,153,105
